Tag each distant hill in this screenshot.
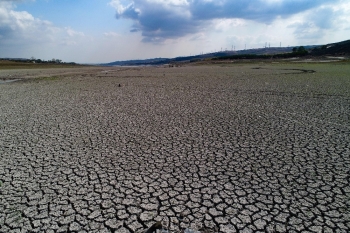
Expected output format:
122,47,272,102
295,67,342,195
102,47,298,66
104,58,169,66
102,39,349,66
309,39,350,56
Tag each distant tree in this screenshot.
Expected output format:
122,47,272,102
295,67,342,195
290,46,308,56
298,46,306,53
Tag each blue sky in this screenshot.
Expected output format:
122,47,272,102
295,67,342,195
1,0,350,63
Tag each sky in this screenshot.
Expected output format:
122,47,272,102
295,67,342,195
1,0,350,63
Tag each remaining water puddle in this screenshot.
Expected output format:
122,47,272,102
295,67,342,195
0,79,21,84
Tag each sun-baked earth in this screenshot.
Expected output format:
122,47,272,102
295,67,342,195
1,63,349,232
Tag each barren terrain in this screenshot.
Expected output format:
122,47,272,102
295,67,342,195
0,63,349,232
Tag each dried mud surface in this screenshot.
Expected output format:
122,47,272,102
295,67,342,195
1,64,349,232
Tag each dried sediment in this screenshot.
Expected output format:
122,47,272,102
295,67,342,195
0,64,349,232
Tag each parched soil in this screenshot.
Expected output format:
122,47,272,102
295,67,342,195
0,63,349,232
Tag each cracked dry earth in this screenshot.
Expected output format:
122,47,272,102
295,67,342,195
0,64,349,233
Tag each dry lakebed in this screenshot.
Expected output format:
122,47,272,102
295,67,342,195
0,63,349,232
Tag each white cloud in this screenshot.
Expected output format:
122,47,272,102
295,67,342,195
109,0,131,15
148,0,189,6
0,2,87,59
0,3,50,42
65,27,85,37
284,2,350,44
104,31,120,37
214,18,246,32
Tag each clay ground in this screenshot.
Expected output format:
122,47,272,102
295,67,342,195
0,63,349,232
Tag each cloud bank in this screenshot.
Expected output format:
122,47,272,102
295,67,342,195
110,0,342,43
0,2,51,43
0,2,85,58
